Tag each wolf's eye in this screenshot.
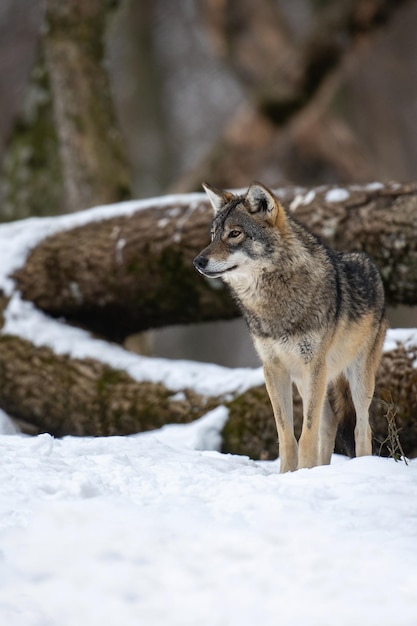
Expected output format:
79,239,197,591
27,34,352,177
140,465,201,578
228,230,241,239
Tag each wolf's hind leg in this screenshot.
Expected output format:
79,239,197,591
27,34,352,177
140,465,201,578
348,322,386,457
263,364,298,473
348,364,373,457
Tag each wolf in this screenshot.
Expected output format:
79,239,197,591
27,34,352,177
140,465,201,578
194,182,387,472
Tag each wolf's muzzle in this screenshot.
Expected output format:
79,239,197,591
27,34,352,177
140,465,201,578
193,255,209,274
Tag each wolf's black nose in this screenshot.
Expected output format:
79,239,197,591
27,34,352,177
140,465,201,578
193,255,208,271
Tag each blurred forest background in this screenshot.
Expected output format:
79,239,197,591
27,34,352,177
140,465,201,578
0,0,416,367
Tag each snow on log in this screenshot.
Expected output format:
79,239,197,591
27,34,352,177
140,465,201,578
5,181,417,342
0,333,218,437
2,194,238,341
285,181,417,307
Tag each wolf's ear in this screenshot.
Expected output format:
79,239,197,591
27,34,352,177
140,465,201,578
245,182,284,227
202,182,234,215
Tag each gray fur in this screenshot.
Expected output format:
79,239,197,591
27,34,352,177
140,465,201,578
194,182,387,472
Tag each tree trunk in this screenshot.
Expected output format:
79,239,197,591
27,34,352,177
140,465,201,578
44,0,131,212
0,46,65,220
203,0,409,123
0,0,131,221
174,0,411,193
11,182,417,343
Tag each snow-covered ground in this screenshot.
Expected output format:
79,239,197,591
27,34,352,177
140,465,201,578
0,196,416,625
0,408,416,626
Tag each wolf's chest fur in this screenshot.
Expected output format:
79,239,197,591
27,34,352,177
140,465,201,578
228,268,327,377
223,238,382,387
225,255,335,344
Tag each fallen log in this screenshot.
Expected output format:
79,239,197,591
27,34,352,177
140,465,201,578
9,182,417,342
0,334,216,437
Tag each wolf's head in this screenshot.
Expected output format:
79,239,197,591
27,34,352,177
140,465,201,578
193,182,289,283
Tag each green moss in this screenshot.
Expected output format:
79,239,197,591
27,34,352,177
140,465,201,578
158,248,200,309
94,363,216,436
45,6,106,62
309,0,333,14
0,294,9,330
127,258,140,275
71,113,85,134
0,48,64,221
223,386,279,460
122,245,234,331
97,368,130,394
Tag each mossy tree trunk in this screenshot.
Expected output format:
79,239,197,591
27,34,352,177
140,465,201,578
0,0,131,221
12,196,238,342
43,0,131,212
0,47,64,220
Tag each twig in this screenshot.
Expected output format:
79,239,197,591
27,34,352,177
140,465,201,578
376,392,408,465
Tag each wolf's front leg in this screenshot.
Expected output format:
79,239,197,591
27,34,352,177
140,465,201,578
298,361,327,469
263,363,298,473
319,397,339,465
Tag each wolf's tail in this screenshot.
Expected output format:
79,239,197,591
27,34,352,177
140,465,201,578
329,375,356,457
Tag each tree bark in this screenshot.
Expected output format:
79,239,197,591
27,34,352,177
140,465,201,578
44,0,131,212
11,182,417,343
0,334,217,437
0,1,132,222
0,46,65,220
12,197,238,342
203,0,409,124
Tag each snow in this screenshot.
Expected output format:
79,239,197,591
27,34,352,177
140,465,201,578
0,195,417,624
366,182,384,191
0,410,416,626
2,293,264,396
383,327,417,356
4,290,416,397
0,193,206,297
325,188,350,203
288,188,316,209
